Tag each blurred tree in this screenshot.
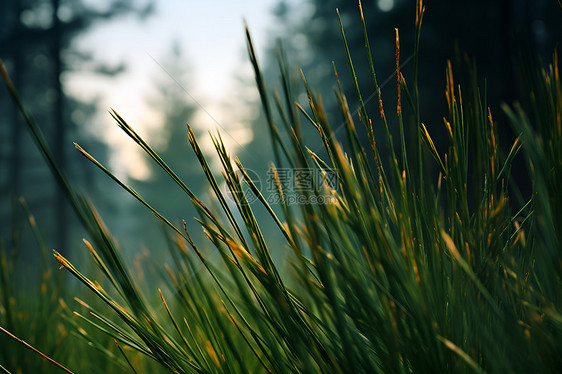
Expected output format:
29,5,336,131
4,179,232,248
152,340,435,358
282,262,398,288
0,0,154,256
265,0,561,204
273,0,561,123
128,42,204,254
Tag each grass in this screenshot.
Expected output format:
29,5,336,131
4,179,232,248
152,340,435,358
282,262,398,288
1,0,561,372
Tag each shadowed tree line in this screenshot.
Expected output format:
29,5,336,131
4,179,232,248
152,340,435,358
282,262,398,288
272,0,560,120
0,0,153,257
259,0,561,207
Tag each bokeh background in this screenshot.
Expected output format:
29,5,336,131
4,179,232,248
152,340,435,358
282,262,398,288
1,0,560,264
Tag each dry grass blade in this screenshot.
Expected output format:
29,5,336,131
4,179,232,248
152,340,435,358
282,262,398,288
0,326,75,374
436,335,485,374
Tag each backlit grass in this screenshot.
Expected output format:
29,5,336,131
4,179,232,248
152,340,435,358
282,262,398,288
1,1,561,372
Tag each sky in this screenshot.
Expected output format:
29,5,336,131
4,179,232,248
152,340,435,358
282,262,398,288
66,0,281,180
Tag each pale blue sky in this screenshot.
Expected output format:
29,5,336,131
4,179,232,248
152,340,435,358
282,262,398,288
67,1,281,179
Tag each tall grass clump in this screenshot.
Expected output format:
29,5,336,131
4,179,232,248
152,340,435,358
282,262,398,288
2,1,561,372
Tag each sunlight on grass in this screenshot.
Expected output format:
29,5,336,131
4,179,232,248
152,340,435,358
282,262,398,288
1,0,561,372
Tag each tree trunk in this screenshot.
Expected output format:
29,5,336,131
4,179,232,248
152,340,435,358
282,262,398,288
51,0,68,253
